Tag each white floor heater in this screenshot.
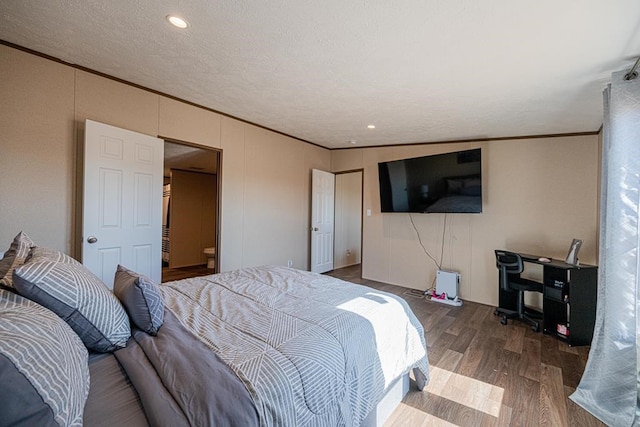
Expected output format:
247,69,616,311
431,270,463,306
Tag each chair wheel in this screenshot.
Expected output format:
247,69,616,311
500,316,507,325
532,324,540,332
493,309,499,316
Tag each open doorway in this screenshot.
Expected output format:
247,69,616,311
161,140,221,282
333,170,363,271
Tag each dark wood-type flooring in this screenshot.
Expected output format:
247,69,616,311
161,264,213,283
326,264,605,427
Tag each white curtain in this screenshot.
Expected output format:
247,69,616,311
569,70,640,425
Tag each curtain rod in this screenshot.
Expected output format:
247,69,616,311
624,57,640,80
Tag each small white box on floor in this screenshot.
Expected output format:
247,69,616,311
433,270,462,306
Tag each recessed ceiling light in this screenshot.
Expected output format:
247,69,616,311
167,15,189,29
367,124,376,129
349,140,357,144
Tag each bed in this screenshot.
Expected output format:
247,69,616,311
0,232,429,427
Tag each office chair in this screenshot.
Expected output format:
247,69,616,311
494,250,543,332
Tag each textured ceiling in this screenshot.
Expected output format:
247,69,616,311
1,1,640,148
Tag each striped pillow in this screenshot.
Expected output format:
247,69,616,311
0,289,89,427
13,260,131,352
114,265,164,335
0,231,34,289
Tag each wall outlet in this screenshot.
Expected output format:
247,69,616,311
346,249,352,256
287,260,293,268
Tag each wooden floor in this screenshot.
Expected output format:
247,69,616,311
161,264,213,282
325,265,604,427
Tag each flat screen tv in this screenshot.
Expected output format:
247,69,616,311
378,148,482,213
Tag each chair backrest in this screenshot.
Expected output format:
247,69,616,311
495,250,524,292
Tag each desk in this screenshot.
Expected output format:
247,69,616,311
498,253,598,346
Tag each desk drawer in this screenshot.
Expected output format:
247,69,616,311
544,280,569,302
544,285,563,302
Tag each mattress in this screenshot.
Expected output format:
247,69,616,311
159,266,430,426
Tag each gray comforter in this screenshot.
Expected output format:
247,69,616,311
114,309,259,427
159,266,430,426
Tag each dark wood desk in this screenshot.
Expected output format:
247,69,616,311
498,253,598,346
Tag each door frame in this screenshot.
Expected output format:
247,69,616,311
161,137,222,274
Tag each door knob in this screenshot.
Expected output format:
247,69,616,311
87,236,98,244
313,227,319,232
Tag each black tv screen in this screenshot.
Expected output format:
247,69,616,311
378,148,482,213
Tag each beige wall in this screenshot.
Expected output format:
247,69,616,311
0,45,331,272
0,46,75,251
0,44,601,305
168,170,217,268
331,136,600,307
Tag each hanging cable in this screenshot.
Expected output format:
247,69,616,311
409,213,441,270
439,214,447,269
624,56,640,80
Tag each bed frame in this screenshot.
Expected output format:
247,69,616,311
362,373,410,427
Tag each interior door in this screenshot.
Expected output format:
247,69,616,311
83,120,164,288
311,169,335,273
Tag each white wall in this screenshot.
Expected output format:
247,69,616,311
332,136,600,307
334,171,362,269
0,45,331,273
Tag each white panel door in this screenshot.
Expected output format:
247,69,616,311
83,120,164,288
311,169,335,273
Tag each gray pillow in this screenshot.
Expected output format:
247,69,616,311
0,289,89,427
0,231,35,289
114,265,164,335
13,260,131,352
